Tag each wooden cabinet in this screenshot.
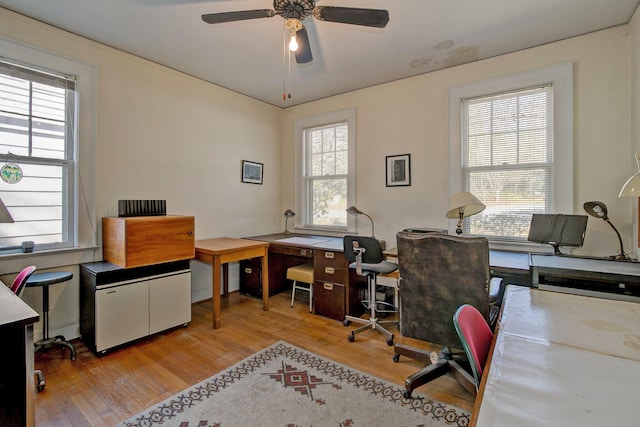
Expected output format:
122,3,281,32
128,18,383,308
102,215,195,268
80,261,191,354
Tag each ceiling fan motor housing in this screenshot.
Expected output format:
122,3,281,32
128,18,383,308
274,0,315,20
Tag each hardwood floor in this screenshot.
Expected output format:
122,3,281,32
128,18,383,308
34,291,475,426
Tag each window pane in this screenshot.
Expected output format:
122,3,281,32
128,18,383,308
311,177,347,227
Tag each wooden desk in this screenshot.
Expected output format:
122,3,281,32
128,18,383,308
471,285,640,426
0,280,39,427
195,238,269,329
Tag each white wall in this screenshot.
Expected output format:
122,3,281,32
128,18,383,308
282,25,633,259
0,8,282,339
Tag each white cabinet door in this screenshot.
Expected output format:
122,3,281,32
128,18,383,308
95,280,149,352
149,271,191,335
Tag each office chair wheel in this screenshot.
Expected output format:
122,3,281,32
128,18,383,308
386,336,394,346
403,390,412,399
343,319,351,327
393,353,400,362
347,332,355,342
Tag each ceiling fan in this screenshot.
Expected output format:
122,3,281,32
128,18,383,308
201,0,390,64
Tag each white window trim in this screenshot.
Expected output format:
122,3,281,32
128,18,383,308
294,107,356,234
448,62,573,251
0,37,97,267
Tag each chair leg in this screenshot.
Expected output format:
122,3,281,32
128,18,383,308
308,283,313,313
34,370,45,392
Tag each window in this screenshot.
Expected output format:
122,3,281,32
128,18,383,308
295,108,356,231
449,63,573,246
0,37,97,260
0,60,76,250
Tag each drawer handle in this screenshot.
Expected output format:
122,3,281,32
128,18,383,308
325,267,335,274
325,252,335,259
323,283,334,291
244,268,252,274
301,249,307,256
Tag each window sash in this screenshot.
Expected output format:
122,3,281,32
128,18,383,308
461,85,553,239
303,121,349,229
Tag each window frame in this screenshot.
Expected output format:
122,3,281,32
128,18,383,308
0,36,96,263
448,63,573,250
0,60,76,251
294,108,357,233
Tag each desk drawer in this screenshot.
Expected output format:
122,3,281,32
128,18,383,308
269,244,313,258
315,265,348,283
314,281,345,321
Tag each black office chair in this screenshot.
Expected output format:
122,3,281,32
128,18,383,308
343,235,399,346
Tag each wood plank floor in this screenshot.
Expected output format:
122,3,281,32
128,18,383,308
34,291,475,426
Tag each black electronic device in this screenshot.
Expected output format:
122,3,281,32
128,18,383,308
527,214,588,255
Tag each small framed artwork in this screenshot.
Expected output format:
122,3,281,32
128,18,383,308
386,154,411,187
242,160,263,184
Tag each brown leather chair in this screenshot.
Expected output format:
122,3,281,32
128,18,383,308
392,232,502,398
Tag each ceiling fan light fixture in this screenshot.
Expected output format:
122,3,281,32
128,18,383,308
285,18,302,51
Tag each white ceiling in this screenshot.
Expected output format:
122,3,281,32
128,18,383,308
1,0,638,108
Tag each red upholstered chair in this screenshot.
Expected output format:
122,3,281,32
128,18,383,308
10,265,36,295
453,304,494,391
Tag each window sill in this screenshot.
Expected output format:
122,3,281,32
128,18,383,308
0,246,99,271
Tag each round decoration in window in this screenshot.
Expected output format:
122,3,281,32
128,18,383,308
1,163,23,184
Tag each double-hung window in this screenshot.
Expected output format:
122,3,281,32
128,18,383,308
0,60,76,251
296,108,356,231
463,86,552,238
449,63,573,245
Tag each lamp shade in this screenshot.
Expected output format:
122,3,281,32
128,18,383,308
0,197,14,223
446,192,486,219
619,153,640,197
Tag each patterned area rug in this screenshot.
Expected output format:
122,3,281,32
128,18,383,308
117,341,470,427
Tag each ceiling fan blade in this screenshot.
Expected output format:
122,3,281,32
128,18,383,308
313,6,389,28
201,9,275,24
295,26,313,64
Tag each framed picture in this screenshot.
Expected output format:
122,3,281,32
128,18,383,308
386,154,411,187
242,160,263,184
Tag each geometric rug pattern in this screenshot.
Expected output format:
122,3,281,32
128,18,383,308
116,341,470,427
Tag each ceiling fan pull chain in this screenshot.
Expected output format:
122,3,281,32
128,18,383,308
282,24,287,101
288,50,292,99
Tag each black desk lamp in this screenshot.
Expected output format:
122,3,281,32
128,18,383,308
346,206,375,237
283,209,295,234
583,201,630,260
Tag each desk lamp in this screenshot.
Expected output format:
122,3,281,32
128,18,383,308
283,209,295,234
0,197,14,223
583,201,630,260
446,192,485,235
346,206,375,237
619,153,640,197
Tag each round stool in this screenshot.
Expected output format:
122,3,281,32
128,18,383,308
26,271,76,361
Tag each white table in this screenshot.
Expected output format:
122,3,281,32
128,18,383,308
471,285,640,426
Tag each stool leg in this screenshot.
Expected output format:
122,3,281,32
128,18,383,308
291,281,297,308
